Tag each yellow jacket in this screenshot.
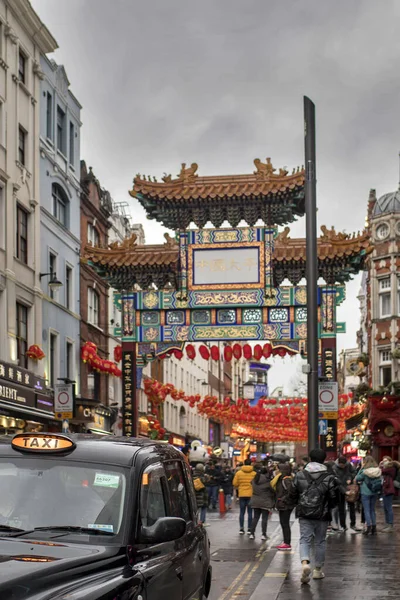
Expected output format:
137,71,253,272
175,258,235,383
233,465,256,497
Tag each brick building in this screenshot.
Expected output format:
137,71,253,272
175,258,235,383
79,161,112,406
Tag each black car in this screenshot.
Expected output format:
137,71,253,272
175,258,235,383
0,432,212,600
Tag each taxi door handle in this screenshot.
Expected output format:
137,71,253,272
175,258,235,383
198,550,203,561
175,566,183,580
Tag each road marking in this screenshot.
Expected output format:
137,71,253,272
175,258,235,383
264,572,288,578
232,531,281,597
217,561,252,600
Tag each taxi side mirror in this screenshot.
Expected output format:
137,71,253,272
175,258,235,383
140,517,186,545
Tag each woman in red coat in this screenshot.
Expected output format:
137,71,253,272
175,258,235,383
380,456,400,532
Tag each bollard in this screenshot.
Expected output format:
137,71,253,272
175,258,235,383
219,488,226,514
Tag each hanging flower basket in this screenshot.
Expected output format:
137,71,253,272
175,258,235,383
391,349,400,360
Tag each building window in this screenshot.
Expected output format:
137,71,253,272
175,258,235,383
46,92,53,140
379,350,392,387
16,205,28,264
398,276,400,315
18,51,26,83
56,106,66,154
65,266,72,310
69,122,74,164
379,277,391,318
52,183,68,226
0,187,4,249
87,223,99,246
87,372,100,400
18,126,26,165
49,252,56,299
16,303,28,368
49,333,57,387
0,101,5,148
66,341,73,380
88,287,99,326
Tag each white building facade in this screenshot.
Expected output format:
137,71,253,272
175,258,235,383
0,1,57,372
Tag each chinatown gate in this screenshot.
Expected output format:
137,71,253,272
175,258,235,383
83,158,371,439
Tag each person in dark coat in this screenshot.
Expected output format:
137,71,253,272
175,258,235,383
205,463,223,509
291,448,338,584
248,467,275,540
193,463,208,524
380,456,400,532
332,456,357,531
271,462,296,550
222,466,234,510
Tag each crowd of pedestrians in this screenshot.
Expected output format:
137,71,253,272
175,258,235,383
189,448,400,586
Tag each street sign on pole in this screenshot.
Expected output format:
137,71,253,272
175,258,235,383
304,95,319,451
54,383,73,419
318,381,338,418
318,419,328,435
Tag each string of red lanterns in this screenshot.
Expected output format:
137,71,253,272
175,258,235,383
81,341,122,377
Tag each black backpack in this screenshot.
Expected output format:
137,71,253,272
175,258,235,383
299,471,328,519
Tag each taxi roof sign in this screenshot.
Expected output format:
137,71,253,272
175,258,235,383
11,433,76,453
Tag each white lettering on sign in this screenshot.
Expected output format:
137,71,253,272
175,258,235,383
94,473,120,488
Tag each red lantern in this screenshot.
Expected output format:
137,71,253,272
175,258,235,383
211,345,220,361
173,349,183,360
113,345,122,363
224,346,233,362
254,344,262,361
186,344,196,360
233,343,242,360
243,344,252,360
199,345,210,361
263,343,272,359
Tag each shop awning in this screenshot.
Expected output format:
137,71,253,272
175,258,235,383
86,428,113,436
0,401,58,422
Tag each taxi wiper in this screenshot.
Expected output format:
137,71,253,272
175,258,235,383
34,526,114,536
0,525,27,533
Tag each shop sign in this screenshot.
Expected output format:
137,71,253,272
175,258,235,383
36,394,54,414
54,384,74,419
233,449,241,456
138,416,149,437
320,420,337,452
0,381,35,408
0,359,46,392
122,351,135,437
170,435,185,447
322,349,335,381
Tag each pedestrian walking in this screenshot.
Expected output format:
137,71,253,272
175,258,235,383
222,466,234,510
332,456,361,532
205,463,223,510
248,466,275,540
355,455,382,536
233,459,256,535
271,462,296,550
291,448,338,584
379,455,399,532
193,463,208,525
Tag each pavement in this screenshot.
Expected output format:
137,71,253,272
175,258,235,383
206,498,400,600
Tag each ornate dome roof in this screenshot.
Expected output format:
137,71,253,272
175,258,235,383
373,190,400,216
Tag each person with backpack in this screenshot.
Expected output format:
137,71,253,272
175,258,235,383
248,465,275,540
192,463,208,524
271,462,296,550
379,455,400,532
291,448,338,584
355,455,382,535
332,456,361,532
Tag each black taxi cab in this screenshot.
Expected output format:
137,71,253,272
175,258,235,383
0,433,212,600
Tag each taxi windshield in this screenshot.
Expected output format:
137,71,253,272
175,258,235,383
0,458,127,539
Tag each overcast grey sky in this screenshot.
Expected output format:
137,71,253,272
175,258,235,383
32,0,400,375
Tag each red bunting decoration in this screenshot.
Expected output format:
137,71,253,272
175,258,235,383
233,343,242,360
243,344,252,360
81,341,121,377
186,344,196,360
173,349,183,360
199,345,210,361
224,345,233,362
211,345,220,361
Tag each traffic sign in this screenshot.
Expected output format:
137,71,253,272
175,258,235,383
318,381,338,416
54,384,74,419
318,419,328,435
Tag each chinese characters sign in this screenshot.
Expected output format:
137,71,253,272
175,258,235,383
191,246,262,289
320,420,337,453
122,351,136,437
